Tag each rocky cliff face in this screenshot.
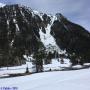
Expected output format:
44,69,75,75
0,4,90,66
51,13,90,64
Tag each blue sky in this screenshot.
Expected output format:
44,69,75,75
0,0,90,32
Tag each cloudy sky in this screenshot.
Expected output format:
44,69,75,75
0,0,90,32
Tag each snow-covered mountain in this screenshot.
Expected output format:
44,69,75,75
0,4,90,66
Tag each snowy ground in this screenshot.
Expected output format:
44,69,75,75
0,58,71,77
0,69,90,90
0,58,90,78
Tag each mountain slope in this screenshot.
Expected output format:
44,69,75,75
0,4,90,66
51,13,90,64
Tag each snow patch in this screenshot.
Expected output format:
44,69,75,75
72,65,83,69
39,16,57,47
13,19,20,31
44,58,71,71
39,16,66,54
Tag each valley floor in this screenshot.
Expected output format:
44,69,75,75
0,68,90,90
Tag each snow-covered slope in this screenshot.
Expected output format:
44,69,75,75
39,16,57,47
39,15,66,54
0,69,90,90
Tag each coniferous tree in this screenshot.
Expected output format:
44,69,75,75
33,42,46,72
